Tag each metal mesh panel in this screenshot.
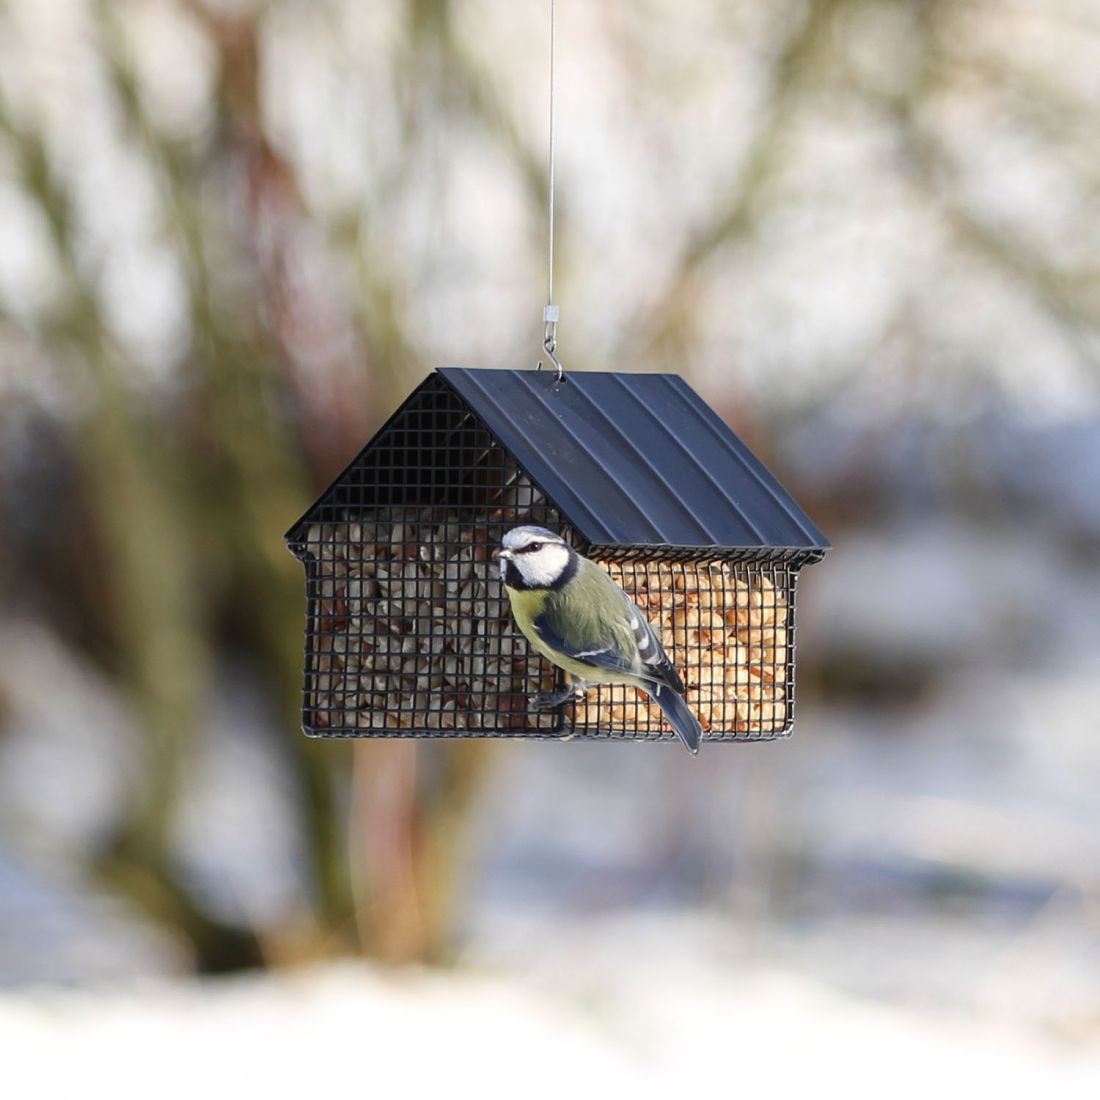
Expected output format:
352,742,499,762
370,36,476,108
299,376,562,738
570,558,798,742
293,375,812,743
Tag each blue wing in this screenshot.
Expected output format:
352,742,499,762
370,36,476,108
532,592,684,694
531,611,638,677
531,583,699,752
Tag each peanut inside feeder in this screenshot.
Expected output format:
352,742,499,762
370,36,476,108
569,559,793,738
306,515,796,740
305,510,558,735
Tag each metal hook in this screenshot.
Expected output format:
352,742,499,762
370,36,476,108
537,304,564,382
539,341,565,383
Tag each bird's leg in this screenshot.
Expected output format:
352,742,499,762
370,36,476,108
532,680,589,710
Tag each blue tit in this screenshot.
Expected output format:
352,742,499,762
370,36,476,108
494,526,702,754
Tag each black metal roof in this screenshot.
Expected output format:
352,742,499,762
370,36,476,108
287,367,829,552
447,368,826,550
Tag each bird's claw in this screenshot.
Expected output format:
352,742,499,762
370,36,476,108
532,685,587,711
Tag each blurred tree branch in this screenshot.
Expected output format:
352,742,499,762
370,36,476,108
873,1,1100,371
1,0,1098,976
96,0,358,949
0,90,250,967
620,0,843,372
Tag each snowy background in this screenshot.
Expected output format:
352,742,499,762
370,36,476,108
0,0,1098,1093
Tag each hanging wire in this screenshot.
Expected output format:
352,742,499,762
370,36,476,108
537,0,565,382
546,0,556,313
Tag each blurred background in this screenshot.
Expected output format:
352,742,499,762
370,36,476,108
1,0,1099,1093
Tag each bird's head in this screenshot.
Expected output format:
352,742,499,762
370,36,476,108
494,526,576,590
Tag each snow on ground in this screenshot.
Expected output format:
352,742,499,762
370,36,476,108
2,481,1098,1094
1,961,1097,1099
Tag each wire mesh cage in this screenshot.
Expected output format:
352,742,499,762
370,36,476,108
287,371,827,744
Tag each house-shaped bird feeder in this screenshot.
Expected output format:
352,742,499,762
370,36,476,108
285,368,829,744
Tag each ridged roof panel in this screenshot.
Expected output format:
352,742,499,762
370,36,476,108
437,368,829,551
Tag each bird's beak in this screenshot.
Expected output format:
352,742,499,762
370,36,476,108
493,548,513,561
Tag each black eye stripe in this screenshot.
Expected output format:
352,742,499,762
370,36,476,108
509,538,564,554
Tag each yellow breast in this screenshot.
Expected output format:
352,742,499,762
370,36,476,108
503,583,638,686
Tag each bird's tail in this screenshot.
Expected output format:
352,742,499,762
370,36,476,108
649,685,702,755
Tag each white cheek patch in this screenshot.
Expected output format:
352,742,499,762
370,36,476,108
638,633,651,650
517,544,571,587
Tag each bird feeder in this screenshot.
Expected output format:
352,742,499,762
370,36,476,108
284,368,829,744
